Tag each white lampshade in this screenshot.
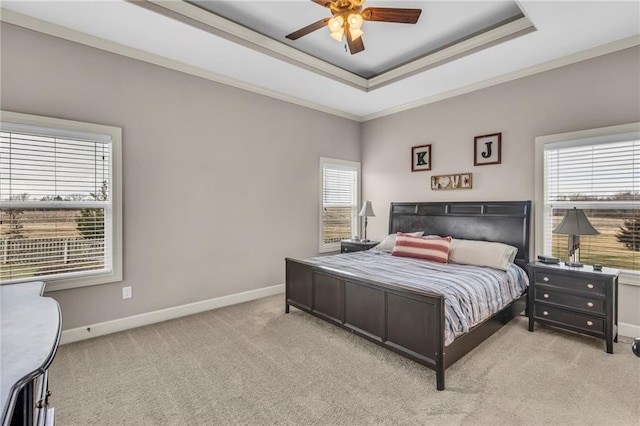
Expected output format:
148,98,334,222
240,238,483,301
359,200,375,217
347,13,363,29
328,16,344,32
349,27,363,40
330,29,344,42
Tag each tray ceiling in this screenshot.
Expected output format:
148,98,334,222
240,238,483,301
1,1,639,120
187,1,528,80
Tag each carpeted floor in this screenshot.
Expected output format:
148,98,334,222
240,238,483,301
49,294,639,425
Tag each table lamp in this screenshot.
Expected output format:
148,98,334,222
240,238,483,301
553,207,599,267
358,200,375,242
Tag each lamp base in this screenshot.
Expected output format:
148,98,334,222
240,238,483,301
565,261,584,267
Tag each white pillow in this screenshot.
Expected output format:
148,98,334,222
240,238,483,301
374,231,424,252
448,238,518,271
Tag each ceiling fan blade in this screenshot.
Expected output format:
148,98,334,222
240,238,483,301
361,8,422,24
346,30,365,55
286,18,330,40
311,0,333,7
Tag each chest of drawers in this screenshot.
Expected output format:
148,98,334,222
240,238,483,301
527,262,619,353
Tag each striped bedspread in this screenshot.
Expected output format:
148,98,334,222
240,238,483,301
306,250,529,345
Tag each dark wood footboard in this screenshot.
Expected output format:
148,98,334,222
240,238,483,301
286,257,527,390
285,257,447,390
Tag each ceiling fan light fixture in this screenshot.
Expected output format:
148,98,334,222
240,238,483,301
286,0,422,55
349,27,363,40
347,13,363,30
330,28,344,42
328,16,344,33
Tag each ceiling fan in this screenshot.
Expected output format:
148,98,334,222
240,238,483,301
286,0,422,55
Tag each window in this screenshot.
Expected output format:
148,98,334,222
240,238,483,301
0,111,122,290
320,157,360,252
535,123,639,281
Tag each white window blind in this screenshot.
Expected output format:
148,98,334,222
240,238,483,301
0,121,114,284
543,137,639,273
320,158,360,252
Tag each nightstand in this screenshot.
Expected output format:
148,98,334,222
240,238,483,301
527,261,619,353
340,239,379,253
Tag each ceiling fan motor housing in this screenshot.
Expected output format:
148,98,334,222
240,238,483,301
329,0,364,16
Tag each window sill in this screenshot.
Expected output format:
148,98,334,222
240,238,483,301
619,271,640,288
44,269,122,292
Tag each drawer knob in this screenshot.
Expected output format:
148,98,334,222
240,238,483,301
543,293,550,299
587,283,594,289
587,302,594,308
586,320,593,326
543,277,549,282
543,311,549,316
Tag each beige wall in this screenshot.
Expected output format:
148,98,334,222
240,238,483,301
0,23,360,329
2,22,639,332
361,46,640,328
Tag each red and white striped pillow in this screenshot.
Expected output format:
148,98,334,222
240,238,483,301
391,233,452,263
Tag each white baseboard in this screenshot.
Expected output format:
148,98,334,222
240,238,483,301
60,284,285,345
619,322,640,339
60,284,639,345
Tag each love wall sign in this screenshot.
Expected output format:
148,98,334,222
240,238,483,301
431,173,472,190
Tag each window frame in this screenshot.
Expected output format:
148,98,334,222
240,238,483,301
319,157,361,253
534,122,640,286
0,110,122,291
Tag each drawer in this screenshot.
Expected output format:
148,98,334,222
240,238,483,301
534,287,604,315
534,271,605,296
534,305,604,335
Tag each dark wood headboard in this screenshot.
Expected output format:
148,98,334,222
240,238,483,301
389,201,531,268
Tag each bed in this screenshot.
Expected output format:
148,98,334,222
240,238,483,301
285,201,531,390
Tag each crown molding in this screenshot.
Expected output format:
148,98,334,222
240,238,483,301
143,0,368,90
0,8,361,122
1,7,638,123
368,15,534,90
361,35,640,122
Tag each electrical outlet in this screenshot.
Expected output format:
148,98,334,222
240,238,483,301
122,286,132,299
